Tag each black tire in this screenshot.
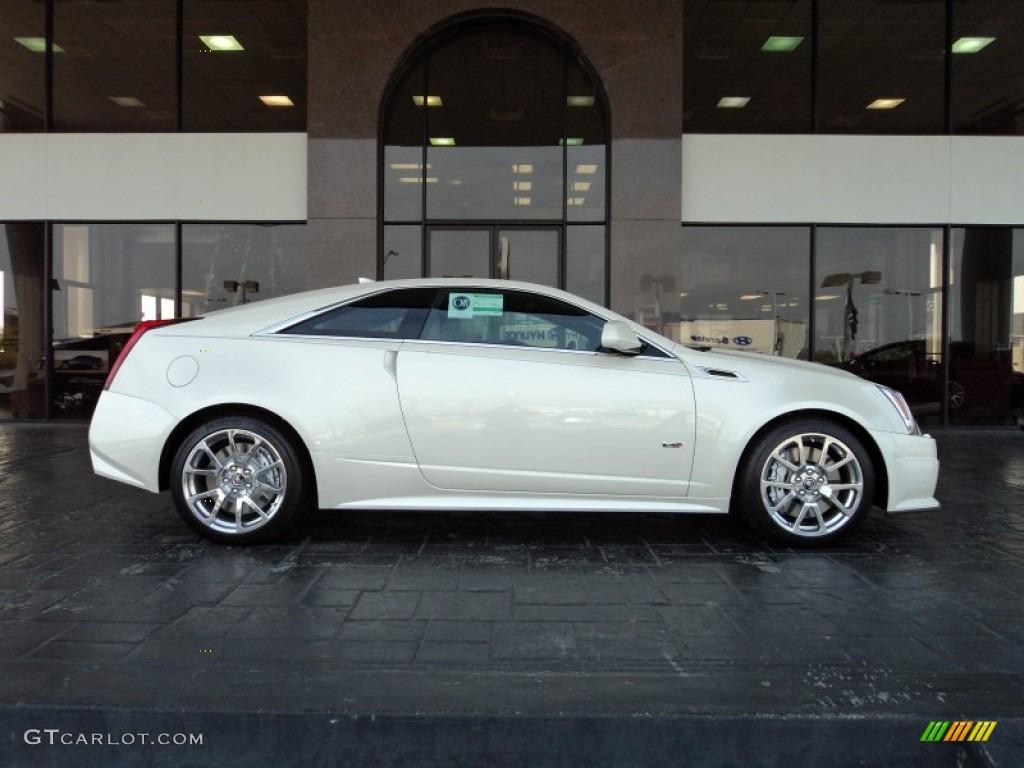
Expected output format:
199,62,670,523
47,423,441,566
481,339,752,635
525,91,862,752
170,416,308,544
736,419,875,547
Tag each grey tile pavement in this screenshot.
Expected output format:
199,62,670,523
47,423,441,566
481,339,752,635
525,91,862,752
0,424,1022,765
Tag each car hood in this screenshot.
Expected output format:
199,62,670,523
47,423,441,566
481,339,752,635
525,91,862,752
676,345,866,384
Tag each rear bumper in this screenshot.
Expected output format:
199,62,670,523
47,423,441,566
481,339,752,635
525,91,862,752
88,391,177,493
871,430,940,513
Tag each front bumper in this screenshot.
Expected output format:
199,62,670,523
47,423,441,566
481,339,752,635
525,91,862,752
871,430,941,513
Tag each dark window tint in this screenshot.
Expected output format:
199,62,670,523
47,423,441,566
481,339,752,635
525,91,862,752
421,289,605,351
281,288,436,339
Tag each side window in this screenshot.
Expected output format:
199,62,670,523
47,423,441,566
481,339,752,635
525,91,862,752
420,289,606,352
280,288,437,339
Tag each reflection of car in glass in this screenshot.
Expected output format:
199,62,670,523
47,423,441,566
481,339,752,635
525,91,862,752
833,340,1019,421
57,354,105,371
89,279,939,547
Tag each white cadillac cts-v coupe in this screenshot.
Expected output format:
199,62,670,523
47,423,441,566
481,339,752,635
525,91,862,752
89,279,939,546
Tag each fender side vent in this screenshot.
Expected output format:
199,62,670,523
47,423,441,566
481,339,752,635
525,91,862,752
697,366,743,381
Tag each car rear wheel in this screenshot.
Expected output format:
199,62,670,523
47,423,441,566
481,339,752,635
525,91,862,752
170,416,307,544
737,420,875,546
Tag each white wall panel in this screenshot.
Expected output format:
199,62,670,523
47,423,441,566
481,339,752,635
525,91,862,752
949,137,1024,225
0,135,48,219
683,134,1024,226
0,134,306,221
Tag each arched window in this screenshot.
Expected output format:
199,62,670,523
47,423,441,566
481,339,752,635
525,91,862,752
381,13,608,305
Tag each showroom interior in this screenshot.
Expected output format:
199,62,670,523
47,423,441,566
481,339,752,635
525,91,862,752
1,0,1022,426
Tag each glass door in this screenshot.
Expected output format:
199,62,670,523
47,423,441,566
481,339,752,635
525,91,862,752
428,226,561,287
428,228,492,278
498,228,560,285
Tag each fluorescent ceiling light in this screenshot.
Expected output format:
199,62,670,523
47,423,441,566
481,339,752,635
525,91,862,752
412,95,443,107
259,95,294,107
14,37,63,53
740,294,763,301
514,197,532,206
575,164,598,174
110,96,144,108
512,164,533,174
513,181,532,191
398,177,438,184
567,197,586,206
572,182,591,192
761,36,804,53
717,96,750,109
389,163,431,170
559,138,585,146
200,35,243,51
566,95,595,107
815,294,841,301
430,137,456,146
867,98,905,110
952,36,995,54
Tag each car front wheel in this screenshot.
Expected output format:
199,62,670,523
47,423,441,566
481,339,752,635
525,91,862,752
170,416,307,544
737,420,875,546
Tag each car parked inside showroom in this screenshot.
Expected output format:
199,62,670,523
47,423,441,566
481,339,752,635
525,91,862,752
89,279,939,546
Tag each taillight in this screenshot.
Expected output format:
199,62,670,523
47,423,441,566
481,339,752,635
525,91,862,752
104,318,199,391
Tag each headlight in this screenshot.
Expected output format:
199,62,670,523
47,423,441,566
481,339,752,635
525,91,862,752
877,385,921,435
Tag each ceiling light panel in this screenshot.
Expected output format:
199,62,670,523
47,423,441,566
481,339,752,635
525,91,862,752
717,96,751,109
951,37,995,54
200,35,244,51
14,37,63,53
867,98,905,110
761,36,804,53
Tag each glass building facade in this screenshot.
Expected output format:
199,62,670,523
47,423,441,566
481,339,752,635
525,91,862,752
1,0,1023,425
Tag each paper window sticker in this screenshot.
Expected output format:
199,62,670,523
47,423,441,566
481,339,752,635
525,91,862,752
448,293,475,318
472,293,504,316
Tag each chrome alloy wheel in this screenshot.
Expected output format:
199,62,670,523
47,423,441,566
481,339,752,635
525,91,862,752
180,428,288,536
758,431,865,539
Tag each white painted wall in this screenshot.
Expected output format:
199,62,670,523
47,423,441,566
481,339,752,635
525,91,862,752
0,133,307,221
682,134,1024,226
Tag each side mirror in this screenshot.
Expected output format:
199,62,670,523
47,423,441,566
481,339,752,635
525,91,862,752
601,320,642,355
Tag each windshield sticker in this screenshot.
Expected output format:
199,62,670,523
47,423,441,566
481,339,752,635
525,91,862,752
448,293,504,318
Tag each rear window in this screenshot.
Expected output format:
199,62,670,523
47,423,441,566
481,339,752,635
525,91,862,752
280,288,437,339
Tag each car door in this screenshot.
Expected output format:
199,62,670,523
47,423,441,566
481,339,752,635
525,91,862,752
396,287,697,498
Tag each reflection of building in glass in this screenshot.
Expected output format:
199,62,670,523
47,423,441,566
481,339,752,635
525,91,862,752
1,0,1023,427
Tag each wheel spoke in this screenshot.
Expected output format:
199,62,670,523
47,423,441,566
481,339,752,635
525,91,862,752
199,439,224,469
791,503,815,530
242,495,271,521
227,430,245,462
822,492,855,517
812,506,827,530
796,437,810,467
185,468,219,479
254,460,284,478
770,452,799,473
187,488,219,504
825,454,854,472
767,491,796,514
827,482,862,492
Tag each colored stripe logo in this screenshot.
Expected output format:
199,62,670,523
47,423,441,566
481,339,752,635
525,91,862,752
921,721,997,742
